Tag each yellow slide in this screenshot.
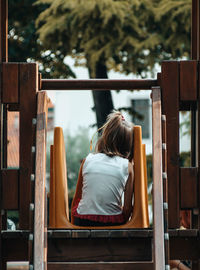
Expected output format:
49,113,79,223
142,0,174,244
49,126,149,228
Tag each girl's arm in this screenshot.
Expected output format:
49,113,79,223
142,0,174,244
122,162,134,222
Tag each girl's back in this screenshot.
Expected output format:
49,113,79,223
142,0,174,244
77,153,129,216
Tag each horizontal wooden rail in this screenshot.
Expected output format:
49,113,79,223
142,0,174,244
2,230,200,261
41,79,158,91
47,262,154,270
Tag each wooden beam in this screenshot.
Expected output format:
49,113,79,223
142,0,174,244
34,91,48,270
2,63,19,103
19,63,38,229
47,238,152,262
180,167,198,209
152,87,165,269
180,61,197,101
170,236,200,260
2,230,200,261
41,79,158,91
1,169,19,209
162,115,170,266
161,61,180,228
47,262,154,270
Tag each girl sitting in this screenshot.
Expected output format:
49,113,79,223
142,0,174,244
72,111,134,226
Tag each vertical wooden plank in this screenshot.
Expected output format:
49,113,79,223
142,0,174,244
2,63,19,103
152,87,165,270
161,61,180,228
162,115,170,267
19,63,38,229
180,61,197,101
1,169,19,209
180,168,198,209
34,91,48,270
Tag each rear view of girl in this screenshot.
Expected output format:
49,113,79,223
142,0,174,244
72,111,134,226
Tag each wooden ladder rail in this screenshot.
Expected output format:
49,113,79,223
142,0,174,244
162,114,170,269
33,91,48,270
152,87,165,270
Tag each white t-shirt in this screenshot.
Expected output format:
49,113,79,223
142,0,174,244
77,153,129,216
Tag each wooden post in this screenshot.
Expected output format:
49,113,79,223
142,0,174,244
162,115,170,267
19,63,38,229
161,61,180,228
34,91,48,270
152,87,165,270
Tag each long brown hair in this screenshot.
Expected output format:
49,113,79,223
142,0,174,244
95,111,134,161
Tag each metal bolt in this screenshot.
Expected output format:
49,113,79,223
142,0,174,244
29,234,33,241
30,203,34,211
31,174,35,181
29,265,34,270
162,115,166,121
164,233,169,240
162,143,166,150
162,172,167,180
163,202,168,210
165,265,170,270
32,118,37,125
31,146,36,153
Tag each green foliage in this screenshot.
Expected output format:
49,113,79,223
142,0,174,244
8,0,75,78
36,0,191,77
153,0,191,59
179,151,190,167
36,0,153,77
65,127,90,201
9,0,192,78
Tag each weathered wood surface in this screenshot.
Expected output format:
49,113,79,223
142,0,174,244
47,262,154,270
161,61,180,228
41,79,158,91
48,229,152,238
34,91,48,270
2,229,198,239
152,87,165,269
48,238,152,262
2,63,19,103
180,167,198,209
170,236,200,260
162,115,170,266
1,169,19,209
19,63,38,229
2,229,199,261
180,61,197,101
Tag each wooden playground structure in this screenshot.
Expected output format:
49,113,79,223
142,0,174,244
1,0,200,269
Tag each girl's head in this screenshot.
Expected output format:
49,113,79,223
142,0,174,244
95,111,134,161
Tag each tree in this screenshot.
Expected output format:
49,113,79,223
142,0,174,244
145,0,191,61
8,0,75,78
35,0,149,127
9,0,192,126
